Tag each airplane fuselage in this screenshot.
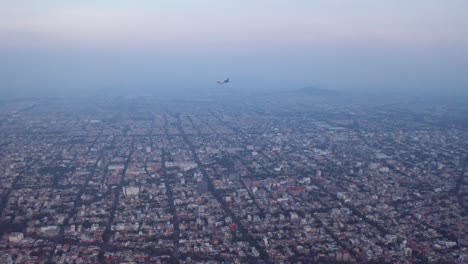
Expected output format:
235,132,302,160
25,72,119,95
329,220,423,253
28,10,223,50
217,78,229,84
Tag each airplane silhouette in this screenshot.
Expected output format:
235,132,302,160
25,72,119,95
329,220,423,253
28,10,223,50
217,78,229,84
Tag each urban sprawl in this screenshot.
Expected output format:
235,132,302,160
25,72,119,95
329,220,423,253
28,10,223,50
0,97,467,263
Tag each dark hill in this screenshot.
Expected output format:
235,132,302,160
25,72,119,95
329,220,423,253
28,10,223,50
291,86,339,96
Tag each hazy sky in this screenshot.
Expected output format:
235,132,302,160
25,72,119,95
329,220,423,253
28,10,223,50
1,0,468,97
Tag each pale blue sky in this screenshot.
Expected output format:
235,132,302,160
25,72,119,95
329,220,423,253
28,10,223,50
1,0,467,96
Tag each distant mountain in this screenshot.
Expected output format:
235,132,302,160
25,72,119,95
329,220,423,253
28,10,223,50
248,86,339,100
288,86,339,96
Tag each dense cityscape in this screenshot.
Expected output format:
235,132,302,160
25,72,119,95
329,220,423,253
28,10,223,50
0,95,467,263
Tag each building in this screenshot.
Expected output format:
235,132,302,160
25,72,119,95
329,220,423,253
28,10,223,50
124,186,140,196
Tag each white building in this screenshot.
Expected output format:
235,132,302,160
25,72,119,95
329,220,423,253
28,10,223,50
124,186,140,196
8,232,24,243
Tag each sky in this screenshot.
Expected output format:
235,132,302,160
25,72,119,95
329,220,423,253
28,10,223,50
1,0,468,97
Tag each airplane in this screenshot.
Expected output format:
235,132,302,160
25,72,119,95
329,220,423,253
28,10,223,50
217,78,229,84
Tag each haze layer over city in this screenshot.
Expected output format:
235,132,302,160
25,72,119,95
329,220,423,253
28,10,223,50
0,1,467,263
